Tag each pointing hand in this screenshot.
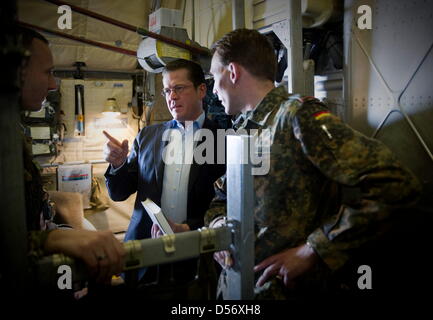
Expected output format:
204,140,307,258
103,130,129,168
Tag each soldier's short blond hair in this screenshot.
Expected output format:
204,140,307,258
211,28,277,82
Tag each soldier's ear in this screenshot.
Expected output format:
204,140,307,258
228,62,241,85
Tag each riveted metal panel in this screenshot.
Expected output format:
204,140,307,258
344,0,433,204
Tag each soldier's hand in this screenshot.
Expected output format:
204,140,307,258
254,243,318,288
151,223,164,238
214,250,233,269
103,130,129,168
44,229,126,284
167,219,190,233
151,219,190,238
208,216,232,268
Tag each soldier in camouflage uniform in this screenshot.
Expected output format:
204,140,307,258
15,26,125,287
207,29,421,299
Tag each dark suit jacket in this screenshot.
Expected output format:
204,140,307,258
105,116,225,248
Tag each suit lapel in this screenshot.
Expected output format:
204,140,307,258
154,121,171,196
188,160,200,195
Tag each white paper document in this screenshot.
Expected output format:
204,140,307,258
141,198,174,235
57,163,92,209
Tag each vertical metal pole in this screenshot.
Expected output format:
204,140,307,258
225,135,254,300
273,0,304,94
232,0,245,30
287,0,304,94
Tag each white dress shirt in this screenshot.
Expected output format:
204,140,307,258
161,111,205,223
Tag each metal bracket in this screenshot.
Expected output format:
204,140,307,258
273,19,290,48
162,234,176,254
124,240,142,269
272,0,305,95
199,228,217,253
51,253,73,266
226,220,238,248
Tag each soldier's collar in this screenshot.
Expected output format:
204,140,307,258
246,86,289,126
232,111,261,130
232,113,247,130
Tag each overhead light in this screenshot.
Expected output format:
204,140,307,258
102,98,120,116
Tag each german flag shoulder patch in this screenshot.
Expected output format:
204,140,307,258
312,110,331,120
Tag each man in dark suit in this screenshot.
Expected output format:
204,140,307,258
104,59,225,291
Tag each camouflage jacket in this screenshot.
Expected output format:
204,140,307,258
206,86,421,296
22,132,55,259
